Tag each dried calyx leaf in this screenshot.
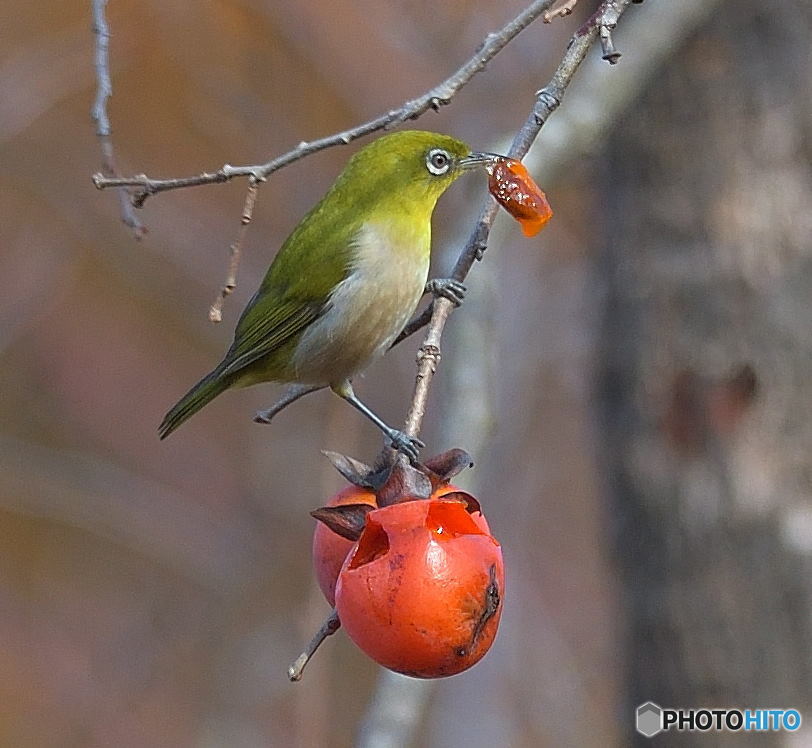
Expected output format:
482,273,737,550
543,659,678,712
322,451,374,488
376,461,433,507
310,504,375,541
322,448,476,506
423,448,474,488
321,450,402,492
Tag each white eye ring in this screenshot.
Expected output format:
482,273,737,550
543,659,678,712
426,148,451,175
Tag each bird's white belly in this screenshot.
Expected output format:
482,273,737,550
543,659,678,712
292,222,429,385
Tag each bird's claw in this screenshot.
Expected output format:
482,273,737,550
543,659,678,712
425,278,467,307
387,429,425,463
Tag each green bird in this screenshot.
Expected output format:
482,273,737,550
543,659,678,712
159,130,501,459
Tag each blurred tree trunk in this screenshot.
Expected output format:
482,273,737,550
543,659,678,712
597,1,812,743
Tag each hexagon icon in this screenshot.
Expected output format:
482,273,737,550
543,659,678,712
636,702,663,738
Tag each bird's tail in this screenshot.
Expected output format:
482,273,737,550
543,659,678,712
159,368,231,439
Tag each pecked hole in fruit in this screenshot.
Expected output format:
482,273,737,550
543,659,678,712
347,518,390,569
426,501,487,539
440,490,481,515
471,563,501,644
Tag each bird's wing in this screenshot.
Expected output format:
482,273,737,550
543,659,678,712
217,204,361,379
218,296,327,378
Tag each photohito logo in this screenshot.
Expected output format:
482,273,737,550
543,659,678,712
635,702,802,738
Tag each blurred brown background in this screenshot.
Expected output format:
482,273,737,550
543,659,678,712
2,1,810,746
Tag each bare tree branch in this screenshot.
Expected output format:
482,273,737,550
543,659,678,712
398,0,724,344
91,0,560,204
401,0,637,440
91,0,146,239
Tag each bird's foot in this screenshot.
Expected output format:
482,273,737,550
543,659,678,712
386,429,425,463
425,278,467,307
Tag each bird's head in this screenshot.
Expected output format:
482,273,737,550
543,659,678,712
332,130,503,216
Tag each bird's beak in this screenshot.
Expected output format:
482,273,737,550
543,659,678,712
457,151,506,171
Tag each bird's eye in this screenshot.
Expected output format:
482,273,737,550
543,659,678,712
426,148,451,175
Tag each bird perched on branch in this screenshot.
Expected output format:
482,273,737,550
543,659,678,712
159,130,501,460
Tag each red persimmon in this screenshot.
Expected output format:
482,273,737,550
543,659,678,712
312,484,478,606
334,497,503,678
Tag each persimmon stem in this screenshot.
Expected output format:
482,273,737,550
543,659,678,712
288,608,341,682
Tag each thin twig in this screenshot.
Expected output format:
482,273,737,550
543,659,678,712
402,0,636,440
91,0,146,239
92,0,560,205
543,0,580,23
209,177,260,322
287,608,341,682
